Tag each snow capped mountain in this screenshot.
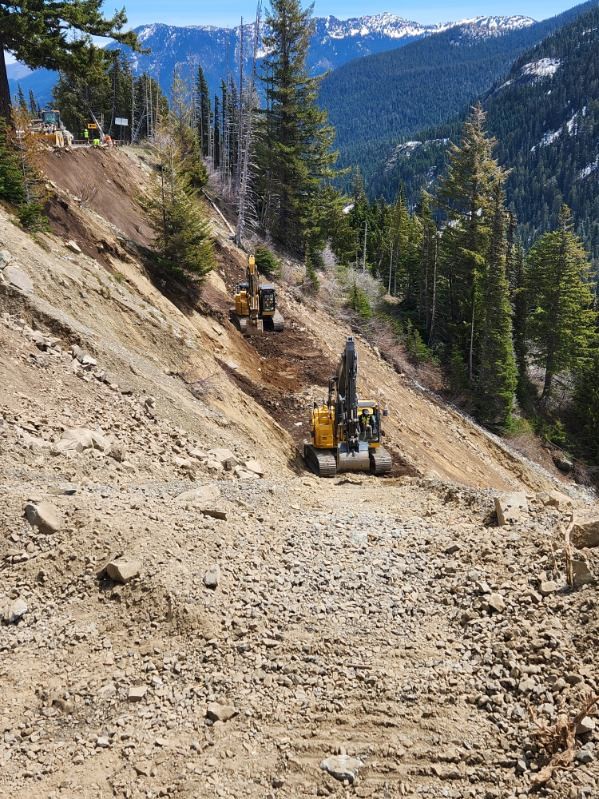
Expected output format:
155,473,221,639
120,13,539,97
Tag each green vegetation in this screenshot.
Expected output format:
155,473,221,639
0,0,139,121
255,246,281,279
375,3,599,268
256,0,337,257
318,4,590,190
142,113,213,285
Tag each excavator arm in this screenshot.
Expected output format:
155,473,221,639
335,337,361,454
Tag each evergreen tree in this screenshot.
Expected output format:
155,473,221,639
436,104,505,380
475,183,516,428
213,95,221,169
526,205,596,401
0,117,25,203
16,85,27,112
257,0,337,254
28,90,38,116
0,0,138,121
143,116,214,284
573,349,599,461
416,191,438,341
195,65,211,158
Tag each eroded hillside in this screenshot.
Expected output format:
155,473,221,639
0,148,597,799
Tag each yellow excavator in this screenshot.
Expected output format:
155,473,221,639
230,255,284,334
304,336,392,477
29,109,72,148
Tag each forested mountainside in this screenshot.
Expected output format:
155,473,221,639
9,13,524,107
319,0,596,188
374,1,599,263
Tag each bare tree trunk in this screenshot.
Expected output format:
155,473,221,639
429,233,438,345
0,45,12,122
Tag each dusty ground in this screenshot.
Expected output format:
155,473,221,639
0,149,597,799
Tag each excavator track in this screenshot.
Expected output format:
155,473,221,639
370,447,392,475
304,445,337,478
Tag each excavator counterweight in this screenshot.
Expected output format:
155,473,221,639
304,336,392,477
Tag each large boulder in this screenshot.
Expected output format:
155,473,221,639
24,500,62,534
105,558,141,584
571,519,599,550
495,493,528,526
3,265,33,294
51,427,111,455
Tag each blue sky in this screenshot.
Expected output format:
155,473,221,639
111,0,580,28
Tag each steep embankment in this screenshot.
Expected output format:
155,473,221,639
1,148,597,799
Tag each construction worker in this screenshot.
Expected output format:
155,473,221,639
359,408,373,441
83,128,89,144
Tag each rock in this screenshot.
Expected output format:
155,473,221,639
207,448,238,469
52,427,111,454
571,554,595,588
206,701,237,722
203,564,221,589
553,454,574,473
320,754,364,783
71,345,96,368
0,249,12,268
234,466,257,480
487,593,506,613
133,760,153,776
128,685,147,702
96,736,110,748
175,484,221,506
65,239,82,254
106,558,141,584
2,598,28,624
539,580,560,596
4,265,33,294
201,507,228,521
576,717,596,735
495,493,528,526
576,748,595,764
571,519,599,550
244,459,265,476
553,455,574,474
543,490,573,510
24,500,62,534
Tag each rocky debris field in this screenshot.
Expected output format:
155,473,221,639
1,294,597,799
0,149,598,798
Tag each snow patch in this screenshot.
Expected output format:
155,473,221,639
520,58,561,80
578,157,599,180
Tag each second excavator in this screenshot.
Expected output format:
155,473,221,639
230,254,284,334
304,336,392,477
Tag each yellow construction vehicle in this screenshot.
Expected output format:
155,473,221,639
304,336,392,477
29,109,72,148
230,255,284,334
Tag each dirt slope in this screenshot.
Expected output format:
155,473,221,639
0,149,597,799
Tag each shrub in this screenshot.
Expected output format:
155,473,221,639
255,245,280,279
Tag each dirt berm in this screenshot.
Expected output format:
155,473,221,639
0,148,596,799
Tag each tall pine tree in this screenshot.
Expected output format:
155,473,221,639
436,104,504,380
257,0,337,255
526,205,596,401
475,182,517,429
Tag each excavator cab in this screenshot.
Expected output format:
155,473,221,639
41,110,61,128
